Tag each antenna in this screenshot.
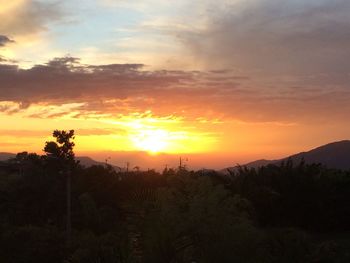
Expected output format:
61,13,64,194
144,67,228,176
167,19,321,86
126,161,130,172
179,157,189,170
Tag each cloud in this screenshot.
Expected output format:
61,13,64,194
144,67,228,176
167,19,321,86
0,0,63,38
176,0,350,75
0,57,193,104
0,55,349,124
0,35,15,47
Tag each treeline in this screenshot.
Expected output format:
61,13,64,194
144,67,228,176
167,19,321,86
229,160,350,232
0,131,350,262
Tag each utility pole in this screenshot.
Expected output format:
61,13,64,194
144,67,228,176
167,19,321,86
126,162,130,173
179,157,188,171
66,166,72,248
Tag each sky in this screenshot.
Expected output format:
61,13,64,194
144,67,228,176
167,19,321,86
1,0,350,169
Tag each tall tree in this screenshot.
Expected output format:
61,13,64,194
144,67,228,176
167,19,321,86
44,130,76,247
44,130,76,165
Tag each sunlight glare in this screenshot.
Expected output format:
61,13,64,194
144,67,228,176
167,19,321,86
131,129,169,154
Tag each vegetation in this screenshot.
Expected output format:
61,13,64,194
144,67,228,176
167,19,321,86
0,130,350,262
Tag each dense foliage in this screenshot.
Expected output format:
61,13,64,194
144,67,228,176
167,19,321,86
0,132,349,262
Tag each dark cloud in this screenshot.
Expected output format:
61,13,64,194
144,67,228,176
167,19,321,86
0,55,17,64
0,35,15,47
0,56,245,119
0,57,194,104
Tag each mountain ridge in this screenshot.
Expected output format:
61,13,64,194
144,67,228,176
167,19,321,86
227,140,350,171
0,152,113,168
2,140,350,171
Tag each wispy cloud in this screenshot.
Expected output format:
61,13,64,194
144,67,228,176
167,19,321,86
0,35,15,47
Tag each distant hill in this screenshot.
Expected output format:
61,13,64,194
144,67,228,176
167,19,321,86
0,152,119,169
227,140,350,171
0,152,15,161
76,156,106,167
241,159,274,169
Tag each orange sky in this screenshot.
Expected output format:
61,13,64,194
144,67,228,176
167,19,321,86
1,0,350,169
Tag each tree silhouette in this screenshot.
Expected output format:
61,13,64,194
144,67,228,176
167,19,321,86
44,129,76,247
1,132,350,262
44,130,76,165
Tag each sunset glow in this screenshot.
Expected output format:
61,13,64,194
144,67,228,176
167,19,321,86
131,129,169,154
1,0,350,169
2,1,350,260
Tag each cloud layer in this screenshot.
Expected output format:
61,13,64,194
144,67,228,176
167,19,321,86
0,55,349,124
176,0,350,75
1,0,350,125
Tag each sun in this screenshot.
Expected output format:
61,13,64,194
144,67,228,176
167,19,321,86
131,129,169,154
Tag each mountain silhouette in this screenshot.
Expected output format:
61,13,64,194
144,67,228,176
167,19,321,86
230,140,350,170
0,152,117,168
0,152,15,161
75,156,106,167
